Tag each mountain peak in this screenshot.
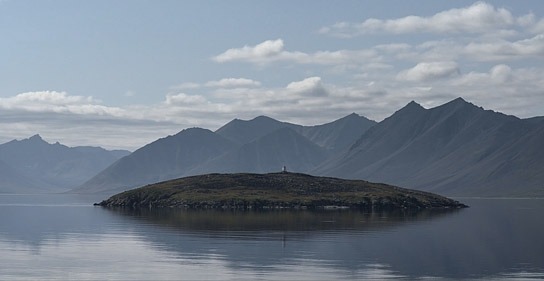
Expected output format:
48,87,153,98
252,115,277,122
346,112,360,118
393,100,425,117
406,100,423,108
215,115,291,145
444,97,473,107
29,134,44,141
436,97,480,114
179,127,210,133
451,97,467,103
25,134,49,145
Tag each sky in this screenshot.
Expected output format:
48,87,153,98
1,0,544,150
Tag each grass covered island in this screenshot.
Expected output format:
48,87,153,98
95,172,467,210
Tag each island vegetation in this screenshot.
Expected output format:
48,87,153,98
95,172,467,210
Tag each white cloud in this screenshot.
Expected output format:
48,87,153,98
212,39,379,66
164,93,208,105
285,77,328,97
531,18,544,34
213,33,541,76
517,12,536,27
450,64,514,87
299,49,378,65
397,62,460,82
443,64,544,117
0,91,224,150
210,78,310,104
376,33,544,63
374,43,412,53
0,91,92,106
170,82,201,90
212,39,284,63
1,67,543,151
0,91,125,117
319,2,521,37
489,64,513,83
205,78,261,88
463,34,544,61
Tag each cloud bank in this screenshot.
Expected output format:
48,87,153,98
212,39,378,66
3,64,543,151
319,2,523,37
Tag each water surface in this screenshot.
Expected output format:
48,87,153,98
1,195,543,280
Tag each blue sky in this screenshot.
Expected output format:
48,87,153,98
1,0,543,150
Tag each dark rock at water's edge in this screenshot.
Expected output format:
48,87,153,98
94,172,467,210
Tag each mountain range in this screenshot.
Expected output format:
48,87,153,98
74,113,375,194
3,97,543,197
317,98,544,196
0,135,130,193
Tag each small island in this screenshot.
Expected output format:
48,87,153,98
95,172,467,210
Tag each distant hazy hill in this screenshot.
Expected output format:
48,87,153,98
0,159,47,193
76,114,375,195
316,98,544,197
0,135,130,193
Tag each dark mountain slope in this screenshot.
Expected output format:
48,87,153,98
216,114,376,153
428,119,544,196
74,128,236,194
215,116,300,145
317,98,543,196
192,127,330,174
296,113,376,153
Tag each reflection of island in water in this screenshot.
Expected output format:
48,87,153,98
104,203,544,280
107,207,461,235
105,207,473,278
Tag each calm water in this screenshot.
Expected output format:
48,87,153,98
1,194,543,280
